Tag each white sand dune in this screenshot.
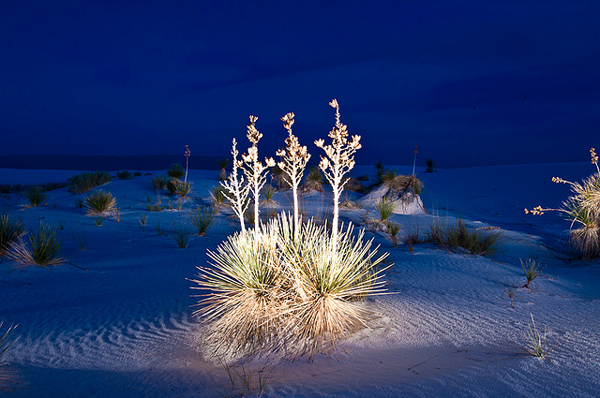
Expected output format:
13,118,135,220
0,164,599,397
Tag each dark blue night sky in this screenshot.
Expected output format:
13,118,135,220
1,1,599,168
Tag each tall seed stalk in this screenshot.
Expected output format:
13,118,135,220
315,99,362,252
242,116,275,230
220,139,250,232
276,112,310,238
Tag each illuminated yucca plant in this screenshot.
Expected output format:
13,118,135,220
526,148,600,258
192,213,388,360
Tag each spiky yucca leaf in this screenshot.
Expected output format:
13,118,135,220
0,214,25,256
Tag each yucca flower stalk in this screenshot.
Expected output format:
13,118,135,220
184,145,191,183
276,112,311,238
315,99,362,252
242,116,276,231
220,139,250,232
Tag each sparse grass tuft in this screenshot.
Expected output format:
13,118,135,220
175,181,193,198
521,258,543,289
85,190,117,215
503,280,520,308
167,164,185,180
387,221,401,246
22,186,48,207
211,186,227,209
0,214,25,256
139,213,148,226
376,197,396,221
189,206,215,236
7,223,63,266
170,222,191,248
68,171,112,194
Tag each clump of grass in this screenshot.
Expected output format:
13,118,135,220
151,175,169,191
116,170,132,180
521,258,543,289
154,221,164,236
211,185,227,209
68,171,111,194
93,217,103,226
387,221,401,246
167,164,185,180
376,197,396,221
72,230,86,250
425,219,502,256
170,222,191,248
503,280,520,309
220,361,273,398
22,186,48,207
189,206,215,236
84,190,117,215
260,185,278,207
7,223,63,266
526,148,600,258
134,171,142,177
0,214,25,256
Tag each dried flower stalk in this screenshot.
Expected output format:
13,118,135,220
276,112,311,237
315,99,362,251
242,116,275,230
220,139,250,232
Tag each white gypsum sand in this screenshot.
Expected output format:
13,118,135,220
0,164,598,397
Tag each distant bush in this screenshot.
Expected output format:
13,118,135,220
425,158,435,173
133,171,142,177
68,171,112,194
116,170,132,180
84,190,117,215
7,223,63,266
22,186,48,207
302,166,324,192
0,213,25,256
167,164,185,180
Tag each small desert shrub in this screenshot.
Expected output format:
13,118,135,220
84,190,117,215
521,258,543,289
166,179,179,195
302,166,324,192
376,197,396,221
260,185,277,207
382,174,423,195
170,222,190,248
167,164,185,180
345,178,365,193
8,223,63,266
134,171,142,177
0,214,25,256
425,219,502,256
151,175,169,191
189,206,215,236
68,171,111,194
22,186,48,207
192,215,389,360
217,159,229,181
176,181,193,198
116,170,132,180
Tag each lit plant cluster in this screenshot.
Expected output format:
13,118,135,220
526,148,600,258
192,100,390,360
